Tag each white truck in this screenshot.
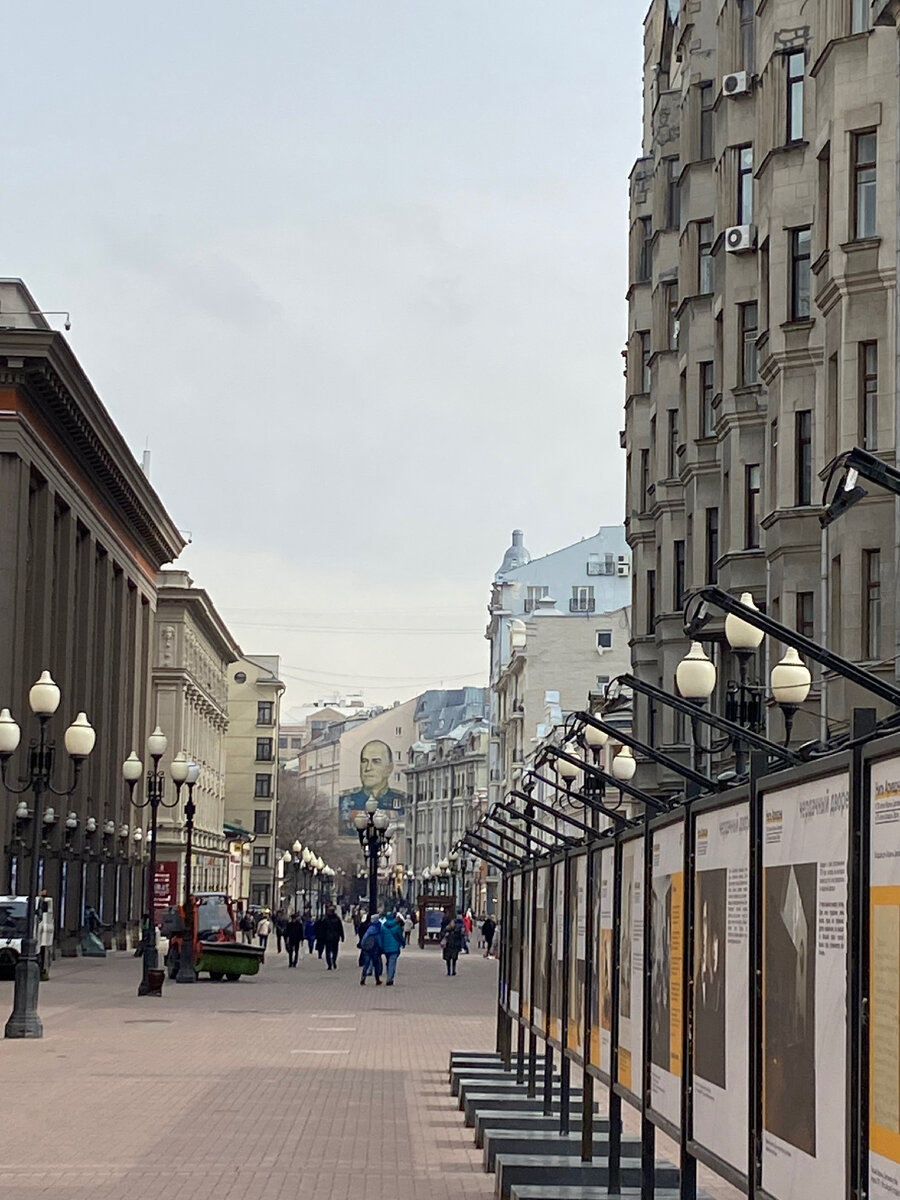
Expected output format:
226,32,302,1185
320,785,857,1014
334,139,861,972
0,895,55,980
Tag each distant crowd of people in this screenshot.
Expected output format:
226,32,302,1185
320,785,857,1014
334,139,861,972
234,902,500,987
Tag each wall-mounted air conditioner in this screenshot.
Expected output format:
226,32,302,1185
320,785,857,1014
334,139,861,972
616,563,631,577
725,224,757,254
722,71,749,97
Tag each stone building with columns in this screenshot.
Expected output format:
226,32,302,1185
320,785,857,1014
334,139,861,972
0,279,184,947
151,570,241,902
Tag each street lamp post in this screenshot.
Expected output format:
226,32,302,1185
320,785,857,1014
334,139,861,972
0,673,96,1039
354,798,391,915
174,758,201,984
122,728,187,997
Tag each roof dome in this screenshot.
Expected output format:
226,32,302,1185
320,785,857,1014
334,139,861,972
496,529,531,577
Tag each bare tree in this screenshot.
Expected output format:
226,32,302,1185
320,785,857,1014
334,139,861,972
276,773,361,880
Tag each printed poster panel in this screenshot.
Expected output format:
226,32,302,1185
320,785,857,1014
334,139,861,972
522,869,533,1022
650,820,684,1128
869,756,900,1200
762,772,849,1200
692,801,750,1175
533,864,548,1031
509,873,522,1014
618,836,644,1099
594,844,614,1077
550,860,566,1045
567,854,588,1053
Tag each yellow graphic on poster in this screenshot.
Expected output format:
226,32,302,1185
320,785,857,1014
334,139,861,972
870,754,900,1200
619,1048,632,1092
670,870,684,1078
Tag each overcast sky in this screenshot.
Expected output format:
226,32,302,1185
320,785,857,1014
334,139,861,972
4,2,643,710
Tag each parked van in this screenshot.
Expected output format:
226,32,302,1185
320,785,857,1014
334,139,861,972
0,895,55,979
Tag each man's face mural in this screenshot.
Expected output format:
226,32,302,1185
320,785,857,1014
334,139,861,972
360,740,392,795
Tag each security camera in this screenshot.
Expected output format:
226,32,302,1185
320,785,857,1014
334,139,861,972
64,320,71,331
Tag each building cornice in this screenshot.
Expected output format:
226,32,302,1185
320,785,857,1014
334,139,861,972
0,329,183,566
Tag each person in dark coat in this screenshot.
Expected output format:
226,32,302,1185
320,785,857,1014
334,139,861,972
314,914,326,959
274,909,287,954
481,916,496,957
358,918,383,985
442,918,463,976
285,913,303,968
320,906,345,970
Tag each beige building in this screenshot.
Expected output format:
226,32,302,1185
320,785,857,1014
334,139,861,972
151,570,240,900
224,655,284,910
624,1,899,791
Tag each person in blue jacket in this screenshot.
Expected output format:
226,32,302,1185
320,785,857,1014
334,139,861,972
358,917,383,985
379,910,405,986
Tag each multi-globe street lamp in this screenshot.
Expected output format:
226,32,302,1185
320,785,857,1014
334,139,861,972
174,756,201,984
0,671,96,1039
353,798,391,915
123,730,195,996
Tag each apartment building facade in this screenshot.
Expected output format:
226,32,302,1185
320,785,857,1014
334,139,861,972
224,655,284,909
624,0,898,790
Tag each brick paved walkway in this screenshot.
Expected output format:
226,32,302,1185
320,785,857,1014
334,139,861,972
0,936,498,1200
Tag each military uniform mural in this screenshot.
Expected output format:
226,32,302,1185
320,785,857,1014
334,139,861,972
339,739,406,836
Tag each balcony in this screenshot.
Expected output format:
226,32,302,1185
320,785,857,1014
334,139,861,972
569,598,596,613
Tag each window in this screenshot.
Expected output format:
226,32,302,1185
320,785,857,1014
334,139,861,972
853,131,877,240
700,361,715,437
640,330,651,391
251,885,270,908
740,0,755,74
786,51,804,143
699,82,714,160
252,847,269,868
673,540,685,610
253,809,270,835
256,737,273,762
745,464,761,548
795,410,812,506
278,735,288,749
818,143,831,252
864,549,881,658
254,773,272,798
771,419,779,506
638,216,653,282
705,508,719,583
790,227,812,320
596,674,610,690
571,586,595,613
698,220,714,293
796,592,814,641
830,556,842,654
737,146,753,224
524,585,549,613
646,571,657,633
666,159,681,230
290,736,302,749
740,302,759,385
665,281,679,350
860,341,878,449
257,701,273,726
667,408,679,477
640,449,650,511
852,0,870,33
647,697,657,749
596,629,613,650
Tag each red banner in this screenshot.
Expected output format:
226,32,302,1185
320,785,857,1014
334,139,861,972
153,861,178,920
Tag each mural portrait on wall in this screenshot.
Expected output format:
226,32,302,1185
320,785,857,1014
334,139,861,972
339,739,406,836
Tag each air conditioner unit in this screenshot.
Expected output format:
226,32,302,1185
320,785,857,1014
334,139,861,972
722,71,749,97
617,555,629,564
725,224,757,254
616,563,631,577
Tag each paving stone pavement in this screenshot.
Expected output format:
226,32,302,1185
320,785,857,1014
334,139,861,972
0,935,499,1200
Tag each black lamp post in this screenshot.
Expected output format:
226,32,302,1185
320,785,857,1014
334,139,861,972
0,672,96,1039
676,592,812,777
175,758,200,984
354,799,391,915
122,728,187,997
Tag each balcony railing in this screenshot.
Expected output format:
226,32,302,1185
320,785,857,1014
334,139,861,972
569,598,596,613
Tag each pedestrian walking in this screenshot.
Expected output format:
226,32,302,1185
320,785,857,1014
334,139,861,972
462,910,473,953
320,905,345,969
256,913,271,951
314,913,326,959
358,918,383,985
239,911,254,944
481,915,496,957
402,912,414,946
380,910,404,986
441,917,463,976
285,913,302,967
304,914,316,955
274,909,287,953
